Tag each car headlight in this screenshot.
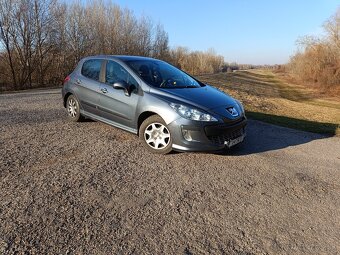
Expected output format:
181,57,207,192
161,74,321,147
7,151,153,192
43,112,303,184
170,103,218,121
235,100,245,115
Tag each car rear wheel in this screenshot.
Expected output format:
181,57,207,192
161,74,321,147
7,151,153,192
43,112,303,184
66,95,83,122
139,115,172,154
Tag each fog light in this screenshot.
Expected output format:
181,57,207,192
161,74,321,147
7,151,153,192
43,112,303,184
182,129,192,141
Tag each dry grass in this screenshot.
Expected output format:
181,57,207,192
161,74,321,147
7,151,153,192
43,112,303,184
198,70,340,136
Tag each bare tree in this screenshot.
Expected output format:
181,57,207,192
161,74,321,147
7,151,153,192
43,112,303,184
288,7,340,89
169,47,224,75
33,0,58,86
0,0,227,91
0,0,18,89
152,23,170,60
324,8,340,49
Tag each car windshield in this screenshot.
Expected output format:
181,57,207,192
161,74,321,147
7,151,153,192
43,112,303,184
125,59,203,89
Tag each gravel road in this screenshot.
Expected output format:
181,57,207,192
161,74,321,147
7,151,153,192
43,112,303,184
1,89,340,254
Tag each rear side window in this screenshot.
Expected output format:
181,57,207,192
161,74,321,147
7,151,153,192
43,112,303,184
81,59,102,81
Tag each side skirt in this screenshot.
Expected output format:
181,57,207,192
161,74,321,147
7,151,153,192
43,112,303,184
81,110,138,135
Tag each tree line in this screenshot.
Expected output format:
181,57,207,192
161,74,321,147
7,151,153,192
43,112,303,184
0,0,225,91
287,8,340,90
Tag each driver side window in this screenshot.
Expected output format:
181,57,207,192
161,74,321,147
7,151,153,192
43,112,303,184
105,61,138,89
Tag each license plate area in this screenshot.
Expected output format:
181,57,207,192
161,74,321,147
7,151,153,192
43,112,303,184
224,134,245,148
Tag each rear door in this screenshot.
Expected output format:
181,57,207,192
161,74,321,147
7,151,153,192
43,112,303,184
97,60,140,130
73,59,103,115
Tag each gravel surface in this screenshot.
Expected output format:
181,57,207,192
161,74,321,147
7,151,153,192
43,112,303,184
1,89,340,254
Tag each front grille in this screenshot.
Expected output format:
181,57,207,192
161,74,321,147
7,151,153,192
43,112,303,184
207,128,244,145
222,116,244,124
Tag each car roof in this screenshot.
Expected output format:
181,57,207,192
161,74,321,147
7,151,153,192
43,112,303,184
83,55,159,62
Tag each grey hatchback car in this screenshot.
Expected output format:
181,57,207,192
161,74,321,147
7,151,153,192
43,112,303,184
62,55,247,154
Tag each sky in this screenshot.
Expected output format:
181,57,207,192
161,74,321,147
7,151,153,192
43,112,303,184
112,0,339,65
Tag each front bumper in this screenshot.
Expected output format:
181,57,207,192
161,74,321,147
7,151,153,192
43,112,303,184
168,116,247,152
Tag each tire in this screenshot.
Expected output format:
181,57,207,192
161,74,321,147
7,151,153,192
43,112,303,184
66,94,84,122
139,115,173,154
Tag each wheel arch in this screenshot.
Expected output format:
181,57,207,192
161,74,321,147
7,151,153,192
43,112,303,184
137,111,158,134
63,92,73,108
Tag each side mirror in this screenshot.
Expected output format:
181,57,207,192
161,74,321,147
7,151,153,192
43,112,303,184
113,81,133,96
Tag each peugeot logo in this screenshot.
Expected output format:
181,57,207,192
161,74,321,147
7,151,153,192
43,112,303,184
227,107,239,117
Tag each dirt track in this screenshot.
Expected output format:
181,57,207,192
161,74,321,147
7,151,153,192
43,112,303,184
1,89,340,254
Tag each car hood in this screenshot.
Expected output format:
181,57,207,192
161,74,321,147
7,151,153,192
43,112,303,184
149,85,237,111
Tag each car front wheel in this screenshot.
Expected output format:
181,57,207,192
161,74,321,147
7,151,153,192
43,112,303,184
139,115,172,154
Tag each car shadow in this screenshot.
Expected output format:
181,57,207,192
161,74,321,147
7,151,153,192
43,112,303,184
219,118,335,156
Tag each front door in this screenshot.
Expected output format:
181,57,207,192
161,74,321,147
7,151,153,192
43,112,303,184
97,60,140,131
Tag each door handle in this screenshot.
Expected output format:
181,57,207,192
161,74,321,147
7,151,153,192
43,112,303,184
101,88,108,93
76,79,81,85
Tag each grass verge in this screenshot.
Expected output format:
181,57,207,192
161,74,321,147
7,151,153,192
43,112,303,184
199,70,340,136
246,111,338,135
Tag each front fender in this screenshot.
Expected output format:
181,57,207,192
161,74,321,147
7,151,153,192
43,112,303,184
137,92,180,125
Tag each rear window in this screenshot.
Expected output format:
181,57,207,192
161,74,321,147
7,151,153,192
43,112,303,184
81,59,102,81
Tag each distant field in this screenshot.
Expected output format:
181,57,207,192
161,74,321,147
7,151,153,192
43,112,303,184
199,70,340,136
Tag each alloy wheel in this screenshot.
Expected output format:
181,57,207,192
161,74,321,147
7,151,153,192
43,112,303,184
144,122,171,150
67,98,77,118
